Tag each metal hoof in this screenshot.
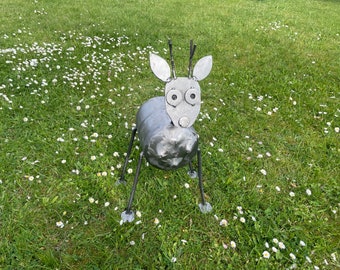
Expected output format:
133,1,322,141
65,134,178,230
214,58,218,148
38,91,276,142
115,179,127,186
121,210,135,223
187,170,197,179
198,202,212,213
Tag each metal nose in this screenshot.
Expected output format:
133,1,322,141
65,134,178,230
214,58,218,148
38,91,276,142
179,116,190,127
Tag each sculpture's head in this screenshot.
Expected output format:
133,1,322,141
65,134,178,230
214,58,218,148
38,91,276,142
150,40,212,128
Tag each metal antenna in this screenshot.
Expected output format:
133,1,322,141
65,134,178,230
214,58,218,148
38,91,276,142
188,40,197,78
168,39,176,79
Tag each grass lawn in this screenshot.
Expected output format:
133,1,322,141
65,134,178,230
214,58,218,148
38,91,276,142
0,0,339,268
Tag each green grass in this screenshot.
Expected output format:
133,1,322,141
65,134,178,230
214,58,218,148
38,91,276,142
0,0,339,268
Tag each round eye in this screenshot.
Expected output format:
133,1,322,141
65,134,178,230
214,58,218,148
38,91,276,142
166,89,182,107
185,88,200,105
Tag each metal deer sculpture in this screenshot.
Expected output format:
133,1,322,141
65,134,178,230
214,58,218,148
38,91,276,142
117,40,213,223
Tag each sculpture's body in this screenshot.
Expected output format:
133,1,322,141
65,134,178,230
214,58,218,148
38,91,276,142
136,96,198,170
118,40,212,222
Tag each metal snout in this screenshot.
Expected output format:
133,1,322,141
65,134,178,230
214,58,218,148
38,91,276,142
179,116,190,127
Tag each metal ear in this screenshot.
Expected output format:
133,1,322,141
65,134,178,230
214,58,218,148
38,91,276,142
193,55,213,81
150,53,171,82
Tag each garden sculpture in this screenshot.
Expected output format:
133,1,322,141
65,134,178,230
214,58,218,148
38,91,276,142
117,40,213,222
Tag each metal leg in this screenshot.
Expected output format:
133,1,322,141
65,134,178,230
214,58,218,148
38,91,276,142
187,161,197,178
121,151,144,223
116,127,137,185
197,149,212,213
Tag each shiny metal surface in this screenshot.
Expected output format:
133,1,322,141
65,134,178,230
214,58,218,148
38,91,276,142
149,52,212,128
119,40,213,223
149,53,171,82
164,77,201,128
193,55,213,81
136,96,198,170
